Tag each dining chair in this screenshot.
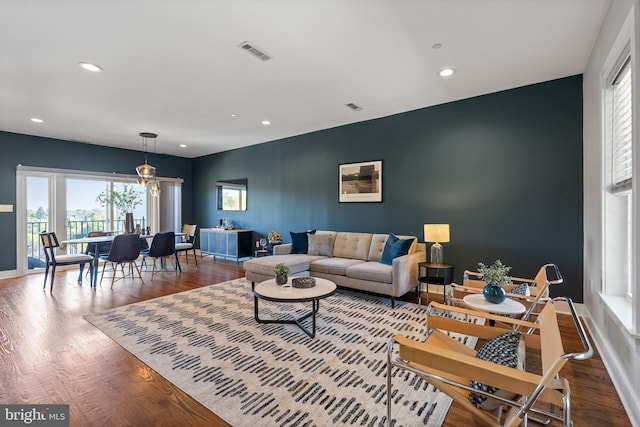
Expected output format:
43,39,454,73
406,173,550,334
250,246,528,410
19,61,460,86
86,231,112,257
138,235,150,258
175,224,198,267
99,233,143,288
141,231,179,279
40,231,94,291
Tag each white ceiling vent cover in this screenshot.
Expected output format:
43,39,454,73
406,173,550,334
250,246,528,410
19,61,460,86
238,41,272,61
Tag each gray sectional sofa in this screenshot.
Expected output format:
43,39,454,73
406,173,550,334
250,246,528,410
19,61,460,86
243,231,426,307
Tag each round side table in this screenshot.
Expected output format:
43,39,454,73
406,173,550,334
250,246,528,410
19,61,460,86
417,262,454,306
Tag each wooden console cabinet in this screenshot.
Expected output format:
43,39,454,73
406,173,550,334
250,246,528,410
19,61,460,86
200,228,252,264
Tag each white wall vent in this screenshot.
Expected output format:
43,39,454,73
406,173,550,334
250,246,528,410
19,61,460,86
238,41,272,61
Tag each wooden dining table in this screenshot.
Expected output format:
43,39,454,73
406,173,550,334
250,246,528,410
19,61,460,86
62,233,185,287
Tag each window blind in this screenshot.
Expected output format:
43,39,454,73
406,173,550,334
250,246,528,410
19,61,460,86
611,58,632,193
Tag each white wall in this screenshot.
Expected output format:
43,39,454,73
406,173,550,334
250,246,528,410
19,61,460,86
583,0,640,425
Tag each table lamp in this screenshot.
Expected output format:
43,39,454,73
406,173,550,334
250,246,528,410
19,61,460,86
424,224,450,264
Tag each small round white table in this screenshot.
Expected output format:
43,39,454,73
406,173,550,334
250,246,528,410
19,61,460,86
463,293,526,316
253,277,336,338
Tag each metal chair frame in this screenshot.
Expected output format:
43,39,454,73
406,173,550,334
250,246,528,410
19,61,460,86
387,298,592,427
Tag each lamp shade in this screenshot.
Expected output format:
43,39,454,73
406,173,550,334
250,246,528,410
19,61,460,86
424,224,450,243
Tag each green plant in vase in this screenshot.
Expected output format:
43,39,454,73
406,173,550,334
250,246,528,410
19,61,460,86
273,263,290,286
477,259,511,304
97,183,143,233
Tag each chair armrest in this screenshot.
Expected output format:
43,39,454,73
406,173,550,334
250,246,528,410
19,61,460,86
392,251,426,297
427,301,541,338
273,244,292,255
393,333,542,398
450,282,483,293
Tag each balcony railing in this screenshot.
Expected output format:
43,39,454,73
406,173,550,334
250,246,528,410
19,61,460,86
27,218,147,268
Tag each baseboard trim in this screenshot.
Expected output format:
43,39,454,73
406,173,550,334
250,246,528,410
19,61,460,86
582,307,640,427
0,269,18,280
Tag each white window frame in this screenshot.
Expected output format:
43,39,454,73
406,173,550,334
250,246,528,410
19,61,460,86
603,48,633,299
599,6,638,333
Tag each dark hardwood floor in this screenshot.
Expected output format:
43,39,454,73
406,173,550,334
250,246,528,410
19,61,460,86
0,255,631,426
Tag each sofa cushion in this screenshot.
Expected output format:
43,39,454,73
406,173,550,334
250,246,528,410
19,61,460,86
308,233,335,256
310,257,365,275
290,230,315,254
380,234,413,265
332,232,372,260
346,261,393,284
243,254,325,276
368,234,388,261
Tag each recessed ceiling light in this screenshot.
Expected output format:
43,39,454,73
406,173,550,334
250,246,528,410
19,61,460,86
30,118,43,123
261,120,271,126
231,114,237,118
439,68,454,77
179,144,187,148
78,62,103,72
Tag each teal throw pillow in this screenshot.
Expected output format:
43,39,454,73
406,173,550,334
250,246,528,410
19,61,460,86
379,234,413,265
290,230,316,254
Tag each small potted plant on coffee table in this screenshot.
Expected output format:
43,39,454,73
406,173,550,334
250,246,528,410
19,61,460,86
477,259,511,304
274,263,290,286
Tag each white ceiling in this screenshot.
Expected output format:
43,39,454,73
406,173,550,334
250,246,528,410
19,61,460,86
0,0,610,158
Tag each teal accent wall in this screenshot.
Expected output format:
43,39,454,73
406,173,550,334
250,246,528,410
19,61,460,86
0,131,193,271
193,75,584,301
0,75,584,301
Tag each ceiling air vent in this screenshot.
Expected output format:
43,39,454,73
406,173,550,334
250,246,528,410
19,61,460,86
345,103,362,111
238,41,272,61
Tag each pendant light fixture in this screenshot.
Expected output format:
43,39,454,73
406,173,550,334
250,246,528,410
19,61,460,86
149,134,161,197
136,132,157,181
149,179,161,197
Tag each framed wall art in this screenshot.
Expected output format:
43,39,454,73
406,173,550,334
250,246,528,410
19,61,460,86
339,160,382,202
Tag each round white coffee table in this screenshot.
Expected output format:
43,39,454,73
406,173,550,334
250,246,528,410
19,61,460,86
253,277,337,338
463,293,526,316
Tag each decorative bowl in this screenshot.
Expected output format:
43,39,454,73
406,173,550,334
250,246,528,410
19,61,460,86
292,277,316,289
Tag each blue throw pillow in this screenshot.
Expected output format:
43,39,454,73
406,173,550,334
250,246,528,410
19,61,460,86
379,234,399,265
290,230,316,254
380,234,413,265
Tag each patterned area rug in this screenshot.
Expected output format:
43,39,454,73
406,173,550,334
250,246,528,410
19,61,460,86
85,279,478,427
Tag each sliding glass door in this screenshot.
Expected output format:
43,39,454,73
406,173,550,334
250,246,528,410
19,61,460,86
17,166,182,277
25,175,51,270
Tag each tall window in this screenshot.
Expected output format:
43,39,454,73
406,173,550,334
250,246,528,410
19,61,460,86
604,51,633,297
66,179,148,238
